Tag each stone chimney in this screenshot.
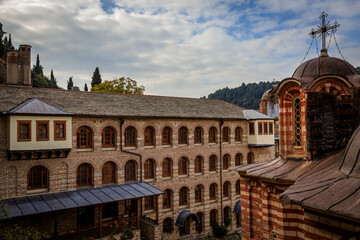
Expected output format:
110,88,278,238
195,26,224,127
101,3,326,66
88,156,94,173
6,44,32,86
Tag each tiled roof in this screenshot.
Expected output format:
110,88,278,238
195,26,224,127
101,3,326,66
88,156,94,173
0,85,245,119
8,98,71,115
242,109,273,120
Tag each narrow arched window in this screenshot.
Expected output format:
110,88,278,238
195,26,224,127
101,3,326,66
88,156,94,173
28,166,48,190
223,154,230,170
195,185,203,203
102,161,116,184
236,180,240,195
178,157,188,175
294,97,302,147
223,181,230,197
209,155,217,172
77,126,92,148
210,209,218,227
163,218,173,233
162,127,172,145
209,127,217,143
235,153,243,166
162,158,172,177
224,206,231,225
235,127,242,142
77,163,93,187
163,189,172,209
194,127,203,144
247,152,254,164
102,127,115,147
194,156,203,173
196,212,204,233
179,187,188,206
209,183,217,200
144,126,155,146
125,160,137,182
178,127,188,145
125,127,137,147
144,159,155,179
222,127,230,143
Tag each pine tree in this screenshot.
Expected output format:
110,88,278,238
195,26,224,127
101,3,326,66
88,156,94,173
91,67,102,87
84,83,88,91
33,54,43,75
67,76,74,90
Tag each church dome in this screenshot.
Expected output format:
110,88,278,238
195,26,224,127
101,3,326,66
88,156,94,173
291,55,360,89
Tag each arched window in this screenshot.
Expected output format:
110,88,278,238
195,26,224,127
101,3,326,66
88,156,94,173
223,181,231,197
162,127,172,145
178,127,188,145
76,126,92,148
28,166,48,190
162,158,172,177
236,180,240,195
209,155,217,172
210,209,218,227
222,127,230,143
194,127,203,144
179,187,188,206
235,153,243,166
235,127,242,142
144,126,155,146
196,212,204,233
209,183,217,200
178,157,188,175
194,156,203,173
223,154,230,170
163,189,172,209
125,160,137,182
102,127,115,147
195,185,203,203
247,152,254,164
125,126,137,147
224,206,231,225
209,127,217,143
144,159,155,179
294,97,302,147
163,218,173,233
102,161,116,184
77,163,93,187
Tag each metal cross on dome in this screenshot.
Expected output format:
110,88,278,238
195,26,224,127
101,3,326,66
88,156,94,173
309,11,340,56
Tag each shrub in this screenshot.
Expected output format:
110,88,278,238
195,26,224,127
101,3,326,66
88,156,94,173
224,217,231,227
212,225,228,238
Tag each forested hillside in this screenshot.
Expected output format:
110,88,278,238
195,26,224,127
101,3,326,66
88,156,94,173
206,81,279,109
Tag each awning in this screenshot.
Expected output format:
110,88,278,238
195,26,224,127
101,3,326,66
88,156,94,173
233,200,241,213
0,182,163,220
175,210,199,228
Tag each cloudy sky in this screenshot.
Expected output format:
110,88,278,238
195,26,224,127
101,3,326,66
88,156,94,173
1,0,360,97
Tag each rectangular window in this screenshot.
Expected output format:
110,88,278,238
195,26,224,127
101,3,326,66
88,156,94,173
145,196,154,210
249,123,254,135
269,122,273,134
102,202,118,219
17,120,31,141
54,121,66,140
36,121,49,141
264,122,268,135
258,122,263,135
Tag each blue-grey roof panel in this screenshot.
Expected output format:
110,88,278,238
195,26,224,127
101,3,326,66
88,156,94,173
87,188,113,203
54,192,78,208
9,98,71,115
14,197,37,216
99,187,123,201
129,183,155,196
65,191,90,207
77,189,102,205
28,195,52,213
119,184,143,198
111,185,135,199
42,194,65,211
138,182,164,195
2,199,22,218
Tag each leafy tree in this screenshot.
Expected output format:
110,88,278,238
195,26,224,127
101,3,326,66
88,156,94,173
67,76,74,90
91,77,145,94
33,54,43,75
91,67,102,87
84,83,88,91
0,22,6,60
356,66,360,74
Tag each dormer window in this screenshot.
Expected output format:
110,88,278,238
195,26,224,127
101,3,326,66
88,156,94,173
36,121,49,141
18,121,31,141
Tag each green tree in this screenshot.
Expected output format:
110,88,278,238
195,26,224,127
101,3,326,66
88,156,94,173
84,83,88,91
33,54,43,75
67,76,74,90
91,77,145,94
91,67,102,87
356,66,360,74
0,22,6,60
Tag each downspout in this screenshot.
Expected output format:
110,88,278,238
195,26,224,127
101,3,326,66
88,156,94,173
219,119,224,225
119,117,143,219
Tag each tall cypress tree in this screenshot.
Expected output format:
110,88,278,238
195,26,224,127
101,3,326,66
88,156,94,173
84,83,88,91
67,76,74,90
91,67,102,87
0,23,6,60
33,54,43,75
